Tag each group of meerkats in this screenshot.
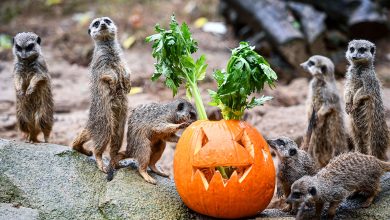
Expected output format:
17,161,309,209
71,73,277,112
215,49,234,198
268,40,390,219
10,16,390,219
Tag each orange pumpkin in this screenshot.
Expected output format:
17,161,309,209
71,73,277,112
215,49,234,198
174,120,275,218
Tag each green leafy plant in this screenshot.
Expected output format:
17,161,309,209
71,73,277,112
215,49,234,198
145,15,208,120
147,16,277,180
209,42,277,120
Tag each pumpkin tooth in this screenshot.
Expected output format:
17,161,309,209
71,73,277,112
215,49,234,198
209,170,225,189
227,170,239,186
193,169,209,190
239,165,253,183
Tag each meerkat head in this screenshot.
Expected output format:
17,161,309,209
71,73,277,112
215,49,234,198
88,17,117,42
174,98,197,124
300,55,334,80
267,136,299,160
12,32,42,61
287,175,318,205
346,39,376,65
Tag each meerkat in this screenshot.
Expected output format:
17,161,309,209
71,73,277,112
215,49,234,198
345,39,389,160
12,32,53,143
288,152,390,219
300,55,348,168
267,137,317,213
106,98,197,184
71,17,131,173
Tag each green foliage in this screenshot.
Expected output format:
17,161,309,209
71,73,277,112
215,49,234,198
209,42,277,120
146,15,208,120
0,34,12,52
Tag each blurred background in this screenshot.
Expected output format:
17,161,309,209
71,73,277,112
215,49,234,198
1,0,390,190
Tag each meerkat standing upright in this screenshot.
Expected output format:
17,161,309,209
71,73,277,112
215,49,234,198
71,17,131,172
12,32,53,143
300,55,348,168
345,40,389,160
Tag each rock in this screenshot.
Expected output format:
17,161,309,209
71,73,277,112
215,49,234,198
0,203,39,220
0,139,194,220
1,139,389,220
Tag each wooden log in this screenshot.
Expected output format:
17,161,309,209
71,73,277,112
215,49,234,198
294,0,388,39
221,0,308,68
288,2,327,55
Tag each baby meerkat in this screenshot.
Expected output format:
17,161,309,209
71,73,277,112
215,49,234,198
345,39,389,160
107,98,197,184
267,137,317,213
300,55,348,168
71,17,131,173
288,152,390,220
12,32,53,143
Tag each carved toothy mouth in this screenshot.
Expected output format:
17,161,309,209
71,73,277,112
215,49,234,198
191,127,255,189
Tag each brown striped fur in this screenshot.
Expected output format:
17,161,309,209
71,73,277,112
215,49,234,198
301,55,348,168
12,32,53,143
107,99,196,184
71,17,131,173
289,152,390,219
345,39,389,161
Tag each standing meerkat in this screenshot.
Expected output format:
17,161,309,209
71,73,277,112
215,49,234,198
288,152,390,219
267,137,317,213
107,99,197,184
345,39,389,160
71,17,131,173
12,32,53,143
300,55,348,168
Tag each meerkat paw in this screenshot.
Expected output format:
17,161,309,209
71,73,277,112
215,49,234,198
150,165,169,178
281,204,292,212
139,171,157,184
25,87,34,96
96,161,107,173
361,196,375,208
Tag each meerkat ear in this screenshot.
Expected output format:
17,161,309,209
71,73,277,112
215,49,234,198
88,28,91,35
37,36,41,45
308,187,317,196
320,65,327,74
370,47,375,54
177,102,185,111
289,148,297,156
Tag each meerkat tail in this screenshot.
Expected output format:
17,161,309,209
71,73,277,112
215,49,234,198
302,106,316,150
106,166,115,181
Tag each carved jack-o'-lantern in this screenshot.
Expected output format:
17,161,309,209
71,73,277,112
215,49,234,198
174,120,275,218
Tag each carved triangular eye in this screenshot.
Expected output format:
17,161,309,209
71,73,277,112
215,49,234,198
236,130,255,159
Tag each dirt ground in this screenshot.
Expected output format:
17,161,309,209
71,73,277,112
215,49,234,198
1,0,390,209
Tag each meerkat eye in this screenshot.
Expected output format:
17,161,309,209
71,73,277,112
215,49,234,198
104,19,112,25
291,192,302,199
289,148,297,156
26,43,34,51
308,60,315,67
93,21,100,28
358,47,367,54
349,47,355,53
189,111,196,120
15,44,22,51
